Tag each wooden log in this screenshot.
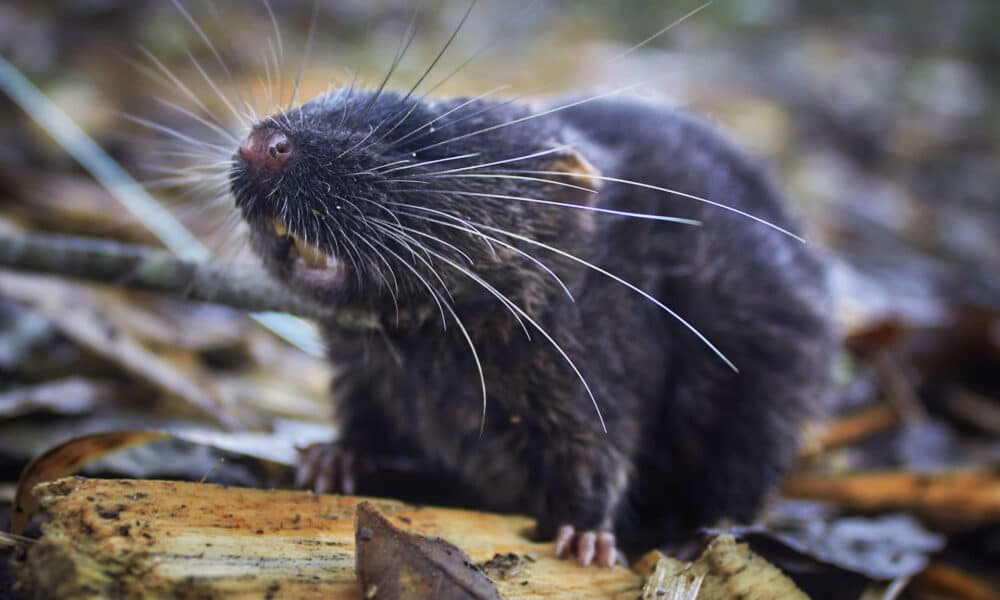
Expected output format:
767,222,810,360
13,478,642,599
783,471,1000,525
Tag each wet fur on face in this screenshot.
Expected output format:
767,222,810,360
230,90,598,322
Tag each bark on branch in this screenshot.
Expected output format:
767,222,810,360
0,230,379,330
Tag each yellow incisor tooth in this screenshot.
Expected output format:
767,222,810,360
272,217,288,237
293,236,328,269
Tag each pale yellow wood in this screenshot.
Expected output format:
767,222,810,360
16,477,642,599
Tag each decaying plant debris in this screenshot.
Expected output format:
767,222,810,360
636,535,808,600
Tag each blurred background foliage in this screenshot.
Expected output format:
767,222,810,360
1,0,997,319
1,2,999,596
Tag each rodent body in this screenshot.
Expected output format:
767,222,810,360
231,89,834,565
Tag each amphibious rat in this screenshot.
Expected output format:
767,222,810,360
230,89,833,567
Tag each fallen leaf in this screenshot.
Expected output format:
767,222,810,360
354,501,501,600
8,422,341,535
11,430,169,535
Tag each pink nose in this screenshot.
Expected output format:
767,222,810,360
238,131,293,172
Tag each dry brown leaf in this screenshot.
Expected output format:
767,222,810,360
9,425,331,536
355,501,502,600
11,431,169,535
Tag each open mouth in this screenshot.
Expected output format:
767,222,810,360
270,217,346,287
272,217,328,268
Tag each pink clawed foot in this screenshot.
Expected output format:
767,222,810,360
554,524,627,567
295,443,363,495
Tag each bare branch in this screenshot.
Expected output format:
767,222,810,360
0,230,380,331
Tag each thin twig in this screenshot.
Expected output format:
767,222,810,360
0,56,324,355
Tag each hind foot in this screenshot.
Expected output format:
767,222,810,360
295,442,367,494
554,524,626,567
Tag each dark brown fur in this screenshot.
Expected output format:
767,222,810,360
230,90,834,558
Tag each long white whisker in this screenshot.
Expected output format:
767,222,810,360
474,221,737,372
350,231,401,318
366,0,481,147
371,217,475,266
412,81,652,153
381,200,498,258
612,2,713,62
336,124,376,159
393,208,575,301
396,188,702,226
371,221,458,305
350,195,407,232
424,172,597,194
362,158,411,173
288,0,319,110
369,230,488,435
361,6,420,118
261,0,283,63
378,152,480,174
124,115,232,154
391,85,510,146
261,40,274,109
153,98,239,144
170,0,235,82
395,234,607,432
260,0,285,105
138,47,229,132
369,224,449,327
503,170,806,243
184,48,249,129
412,145,574,175
400,0,478,104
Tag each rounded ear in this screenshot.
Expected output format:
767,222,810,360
539,147,603,235
546,147,603,192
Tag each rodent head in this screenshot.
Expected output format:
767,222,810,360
230,89,602,326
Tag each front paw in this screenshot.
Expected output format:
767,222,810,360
554,524,626,568
295,442,368,495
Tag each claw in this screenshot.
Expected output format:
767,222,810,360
555,524,576,558
596,532,623,567
577,531,596,567
552,524,623,568
295,442,365,495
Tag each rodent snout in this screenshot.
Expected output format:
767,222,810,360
238,130,293,172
